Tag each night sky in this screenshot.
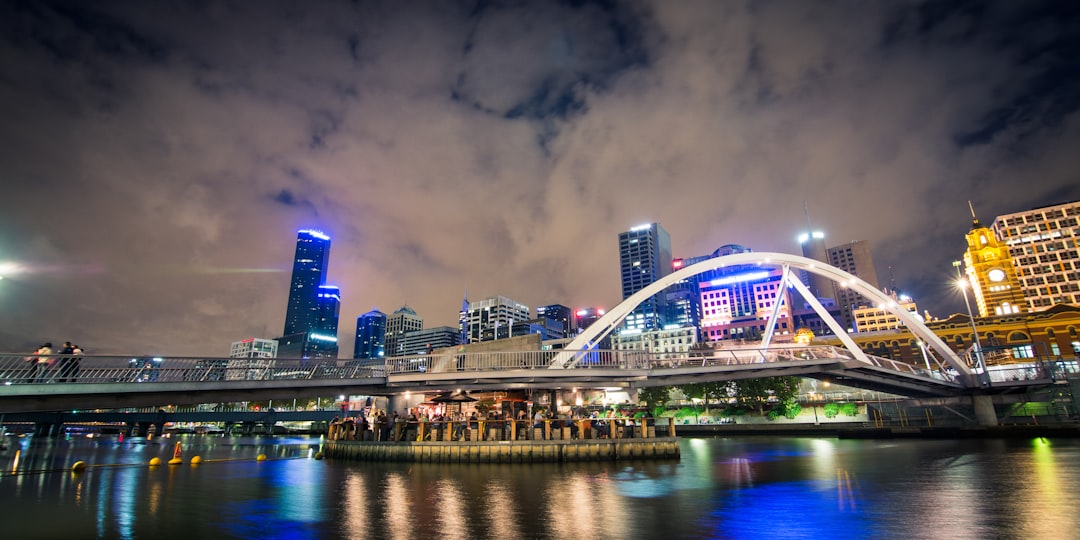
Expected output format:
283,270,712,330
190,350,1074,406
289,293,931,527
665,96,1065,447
2,1,1079,357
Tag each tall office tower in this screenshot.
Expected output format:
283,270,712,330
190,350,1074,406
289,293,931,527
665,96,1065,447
466,295,531,342
283,229,332,336
992,200,1080,311
827,240,881,331
963,211,1026,317
458,292,470,345
537,304,572,337
573,306,610,348
619,223,673,331
574,307,605,334
353,309,387,360
797,231,836,304
384,305,423,357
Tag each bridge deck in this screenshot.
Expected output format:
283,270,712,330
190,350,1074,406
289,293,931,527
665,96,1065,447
0,347,1068,413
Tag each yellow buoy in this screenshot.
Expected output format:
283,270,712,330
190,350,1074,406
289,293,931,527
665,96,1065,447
71,461,87,473
190,456,202,465
256,454,267,461
313,452,324,460
168,441,183,465
149,457,162,466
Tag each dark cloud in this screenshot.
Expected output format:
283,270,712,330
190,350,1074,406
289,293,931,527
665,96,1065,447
1,0,1078,356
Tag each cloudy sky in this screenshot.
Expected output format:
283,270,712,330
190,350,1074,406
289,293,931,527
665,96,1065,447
1,0,1078,357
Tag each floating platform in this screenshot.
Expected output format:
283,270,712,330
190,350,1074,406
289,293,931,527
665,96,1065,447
325,437,681,463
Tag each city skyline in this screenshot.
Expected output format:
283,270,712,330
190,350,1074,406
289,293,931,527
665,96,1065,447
2,1,1079,356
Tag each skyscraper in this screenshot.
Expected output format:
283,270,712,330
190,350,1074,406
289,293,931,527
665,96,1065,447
384,305,423,357
537,304,572,337
991,200,1080,311
284,229,332,336
466,295,530,342
353,308,386,360
278,229,340,358
827,240,880,331
619,223,672,331
798,230,836,303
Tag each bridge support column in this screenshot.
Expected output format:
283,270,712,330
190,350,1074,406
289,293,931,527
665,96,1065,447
387,394,407,416
973,395,998,427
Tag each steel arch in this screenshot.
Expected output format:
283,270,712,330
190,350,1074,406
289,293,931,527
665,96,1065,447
550,252,971,380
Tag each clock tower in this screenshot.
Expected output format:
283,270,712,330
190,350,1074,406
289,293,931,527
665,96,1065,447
962,206,1026,317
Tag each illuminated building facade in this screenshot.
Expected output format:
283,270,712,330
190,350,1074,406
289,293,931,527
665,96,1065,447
229,338,278,358
992,201,1080,311
537,304,573,338
353,309,386,360
699,267,793,342
385,305,423,357
612,326,698,360
826,304,1080,365
852,291,919,332
619,223,672,331
572,307,611,349
284,229,332,336
466,295,530,342
279,229,340,358
400,326,460,355
227,338,277,380
963,213,1026,317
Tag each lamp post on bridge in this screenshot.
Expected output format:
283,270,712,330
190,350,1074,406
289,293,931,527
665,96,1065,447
953,260,988,386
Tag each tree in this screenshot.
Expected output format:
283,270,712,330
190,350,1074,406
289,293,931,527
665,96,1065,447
680,381,728,412
637,386,671,409
731,376,801,413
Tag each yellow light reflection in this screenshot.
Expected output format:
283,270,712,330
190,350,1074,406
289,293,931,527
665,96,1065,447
342,475,369,538
382,473,414,540
544,472,629,539
435,479,468,538
484,483,521,539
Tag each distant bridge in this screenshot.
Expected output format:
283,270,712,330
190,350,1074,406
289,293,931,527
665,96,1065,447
0,346,1067,414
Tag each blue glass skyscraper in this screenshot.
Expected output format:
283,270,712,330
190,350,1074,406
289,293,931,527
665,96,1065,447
279,229,339,358
354,309,387,360
618,223,672,331
284,229,332,336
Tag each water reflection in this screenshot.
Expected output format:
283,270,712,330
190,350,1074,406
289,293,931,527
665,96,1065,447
4,435,1080,539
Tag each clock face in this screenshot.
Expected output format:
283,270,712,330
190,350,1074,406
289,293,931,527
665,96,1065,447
988,268,1006,282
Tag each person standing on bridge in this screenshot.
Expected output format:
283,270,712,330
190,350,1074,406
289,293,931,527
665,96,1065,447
57,342,75,382
27,342,52,383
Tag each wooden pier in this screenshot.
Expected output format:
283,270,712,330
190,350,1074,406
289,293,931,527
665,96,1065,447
323,417,681,463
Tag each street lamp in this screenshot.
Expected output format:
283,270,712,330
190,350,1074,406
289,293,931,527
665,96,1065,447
952,261,987,384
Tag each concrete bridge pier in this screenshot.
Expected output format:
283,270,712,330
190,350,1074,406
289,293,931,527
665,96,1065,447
973,395,998,426
137,422,152,437
387,394,407,416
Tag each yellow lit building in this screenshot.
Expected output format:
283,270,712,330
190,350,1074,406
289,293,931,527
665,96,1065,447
963,211,1026,317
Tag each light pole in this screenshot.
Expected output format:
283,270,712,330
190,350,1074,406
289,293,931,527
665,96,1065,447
952,261,987,385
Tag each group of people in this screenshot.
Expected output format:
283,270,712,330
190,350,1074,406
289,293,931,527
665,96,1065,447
27,341,84,383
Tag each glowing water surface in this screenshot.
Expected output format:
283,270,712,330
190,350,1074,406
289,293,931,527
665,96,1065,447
1,434,1077,539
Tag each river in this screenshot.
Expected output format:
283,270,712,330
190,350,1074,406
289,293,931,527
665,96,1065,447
0,433,1077,539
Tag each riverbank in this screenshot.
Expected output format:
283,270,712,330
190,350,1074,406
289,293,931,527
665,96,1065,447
672,422,1080,438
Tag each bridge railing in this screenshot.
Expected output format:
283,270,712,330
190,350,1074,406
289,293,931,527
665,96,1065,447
383,349,655,375
0,355,380,385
